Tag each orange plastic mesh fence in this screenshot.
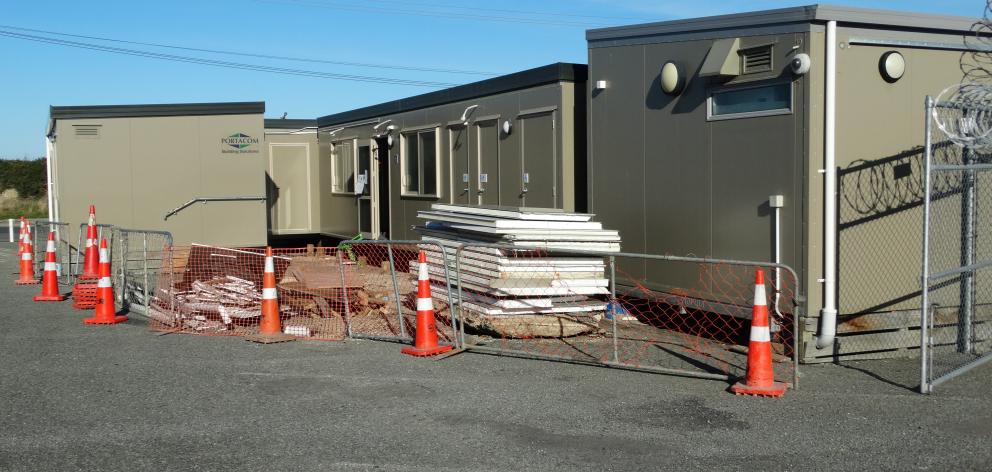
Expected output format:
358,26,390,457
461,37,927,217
147,245,346,340
450,244,799,384
337,241,458,345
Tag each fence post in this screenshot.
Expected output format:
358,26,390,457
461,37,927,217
454,245,467,346
385,243,407,338
920,95,934,394
338,248,354,339
121,233,129,308
143,233,150,311
609,255,619,364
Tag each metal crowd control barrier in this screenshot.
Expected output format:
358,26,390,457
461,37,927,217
449,243,802,387
110,228,173,316
73,223,114,282
335,240,460,346
30,221,72,284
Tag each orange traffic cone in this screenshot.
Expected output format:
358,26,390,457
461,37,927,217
730,270,787,397
81,205,99,279
15,223,38,285
84,239,127,325
34,230,66,301
17,217,26,255
402,251,453,357
246,247,294,343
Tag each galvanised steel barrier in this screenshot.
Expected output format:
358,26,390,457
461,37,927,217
110,228,173,316
450,243,802,387
335,240,459,346
30,221,71,284
73,223,114,282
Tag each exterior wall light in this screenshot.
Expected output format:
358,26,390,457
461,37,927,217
502,120,512,136
879,51,905,83
594,80,609,91
660,61,685,95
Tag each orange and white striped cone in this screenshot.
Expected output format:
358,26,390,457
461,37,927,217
17,217,26,256
246,247,295,343
33,230,66,301
16,223,38,285
730,270,787,397
81,205,99,279
84,239,128,325
402,251,453,357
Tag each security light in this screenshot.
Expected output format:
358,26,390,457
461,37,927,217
660,62,684,95
372,119,393,131
879,51,905,83
502,120,512,135
459,104,479,125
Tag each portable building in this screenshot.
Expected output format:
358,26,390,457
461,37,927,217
315,63,587,240
46,102,268,247
585,5,981,361
264,118,320,238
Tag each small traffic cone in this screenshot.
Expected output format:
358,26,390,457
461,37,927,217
33,230,66,301
15,223,39,285
17,217,26,255
246,247,294,343
730,270,787,397
81,205,99,279
84,239,127,325
402,251,453,357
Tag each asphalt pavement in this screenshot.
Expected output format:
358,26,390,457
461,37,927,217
0,241,989,471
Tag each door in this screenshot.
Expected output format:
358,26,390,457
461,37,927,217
449,125,473,204
520,111,556,208
269,144,311,232
475,120,500,205
375,137,390,238
357,144,373,237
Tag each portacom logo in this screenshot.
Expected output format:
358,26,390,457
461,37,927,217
221,133,260,154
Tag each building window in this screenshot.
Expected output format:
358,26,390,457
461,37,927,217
331,139,355,194
402,128,439,197
708,82,792,120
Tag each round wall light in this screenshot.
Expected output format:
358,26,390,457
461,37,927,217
660,61,685,95
387,135,394,148
879,51,905,83
502,120,512,136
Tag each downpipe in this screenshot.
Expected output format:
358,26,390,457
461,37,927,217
816,20,839,349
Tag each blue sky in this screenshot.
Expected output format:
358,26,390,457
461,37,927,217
0,0,982,158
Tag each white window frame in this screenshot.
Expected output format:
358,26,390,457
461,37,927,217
330,137,358,195
400,127,442,198
706,81,793,121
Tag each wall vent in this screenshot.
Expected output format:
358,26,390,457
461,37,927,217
741,45,773,74
73,125,101,138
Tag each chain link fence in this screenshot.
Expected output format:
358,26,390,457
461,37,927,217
922,97,992,393
110,228,173,315
146,244,346,340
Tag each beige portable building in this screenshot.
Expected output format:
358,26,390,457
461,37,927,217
585,5,984,361
46,102,268,247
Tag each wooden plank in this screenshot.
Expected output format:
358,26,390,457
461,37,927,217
417,211,604,230
427,204,594,222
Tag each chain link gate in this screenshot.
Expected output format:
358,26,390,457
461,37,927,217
30,221,71,284
921,95,992,393
110,228,173,316
448,243,801,386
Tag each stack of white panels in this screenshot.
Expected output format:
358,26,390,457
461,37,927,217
415,204,620,320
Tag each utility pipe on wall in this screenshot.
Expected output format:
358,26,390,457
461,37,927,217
816,20,838,349
45,136,55,222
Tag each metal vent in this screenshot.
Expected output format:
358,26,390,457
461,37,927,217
73,125,101,138
741,46,773,73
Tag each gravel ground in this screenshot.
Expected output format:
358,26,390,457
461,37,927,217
0,241,989,471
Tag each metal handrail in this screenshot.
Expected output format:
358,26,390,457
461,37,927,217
164,196,266,220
